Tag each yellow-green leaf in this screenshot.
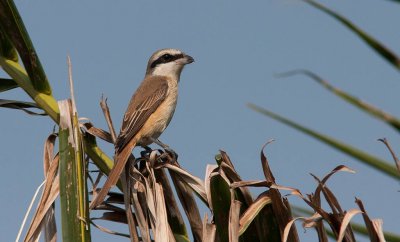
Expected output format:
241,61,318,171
278,70,400,132
0,0,52,94
304,0,400,70
248,103,400,180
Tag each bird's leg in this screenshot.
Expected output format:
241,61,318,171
150,138,178,161
140,145,153,157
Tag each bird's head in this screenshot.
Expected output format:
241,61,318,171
146,48,194,79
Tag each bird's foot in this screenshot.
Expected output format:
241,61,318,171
157,146,178,162
150,138,178,162
140,146,153,157
164,147,178,162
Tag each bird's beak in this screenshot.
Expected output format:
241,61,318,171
182,54,194,64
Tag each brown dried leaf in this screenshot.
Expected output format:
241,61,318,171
371,219,386,242
282,218,302,242
355,198,380,242
24,153,60,242
43,134,57,174
155,168,187,238
169,169,203,242
229,200,241,242
337,209,362,242
310,174,343,214
230,180,269,189
302,212,323,228
270,184,301,193
312,165,355,200
323,186,344,215
260,140,276,183
218,150,235,167
220,162,253,205
269,189,299,242
282,213,323,242
121,166,140,242
282,213,322,242
100,96,117,142
131,179,151,242
82,122,112,143
202,214,216,242
163,163,208,204
379,138,400,172
24,175,60,242
238,192,272,235
43,207,57,242
311,165,355,213
154,183,175,242
321,165,355,185
130,165,151,242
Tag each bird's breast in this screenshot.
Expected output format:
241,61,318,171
137,80,178,145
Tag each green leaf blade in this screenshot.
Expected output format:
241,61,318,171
279,70,400,132
0,78,18,92
304,0,400,70
0,0,52,94
0,28,18,62
210,174,231,242
59,100,91,242
248,103,400,180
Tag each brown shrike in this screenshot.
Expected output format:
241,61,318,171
90,48,194,208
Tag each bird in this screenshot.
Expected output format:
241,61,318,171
90,48,194,209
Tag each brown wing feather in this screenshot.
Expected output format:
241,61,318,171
115,76,168,152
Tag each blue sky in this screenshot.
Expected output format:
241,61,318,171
1,1,400,241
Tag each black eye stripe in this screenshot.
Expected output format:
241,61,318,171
150,53,184,68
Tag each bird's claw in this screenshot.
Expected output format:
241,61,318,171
164,147,178,162
140,146,153,157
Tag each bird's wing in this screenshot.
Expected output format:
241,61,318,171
115,76,169,151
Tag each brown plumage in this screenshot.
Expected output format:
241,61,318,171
116,76,169,151
90,48,193,209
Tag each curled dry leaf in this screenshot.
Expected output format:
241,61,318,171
302,212,323,228
163,163,208,204
260,140,276,183
154,168,188,240
355,198,382,242
379,138,400,172
168,169,203,242
282,213,323,242
99,96,117,142
282,217,304,242
154,183,173,242
82,122,113,143
205,164,218,209
321,165,356,185
337,208,363,242
24,134,60,242
371,219,386,242
238,192,272,235
229,200,241,242
230,180,269,189
202,213,216,242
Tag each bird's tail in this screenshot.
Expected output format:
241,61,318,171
89,141,136,209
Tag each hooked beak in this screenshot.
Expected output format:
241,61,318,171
184,54,194,64
177,54,194,65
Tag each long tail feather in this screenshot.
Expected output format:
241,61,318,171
89,142,136,209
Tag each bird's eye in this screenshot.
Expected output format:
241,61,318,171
162,54,172,60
